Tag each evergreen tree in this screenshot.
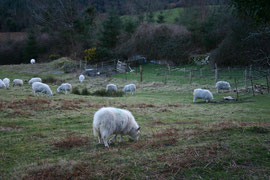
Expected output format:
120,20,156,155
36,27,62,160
99,9,122,49
157,11,165,23
23,31,39,62
124,19,137,35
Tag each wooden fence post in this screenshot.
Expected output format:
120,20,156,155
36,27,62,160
266,75,270,94
215,63,218,82
249,65,252,78
140,65,143,82
228,66,231,79
244,69,247,90
189,70,192,84
234,78,239,101
250,77,255,96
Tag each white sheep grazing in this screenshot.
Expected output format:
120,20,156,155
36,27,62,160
215,81,231,93
0,79,6,89
79,74,85,83
106,84,117,92
3,78,10,88
93,107,141,148
28,77,42,85
193,88,213,103
30,59,35,64
123,84,136,95
57,83,72,95
13,79,23,87
32,82,53,97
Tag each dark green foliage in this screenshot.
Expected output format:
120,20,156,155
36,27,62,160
157,12,165,24
99,9,122,49
81,87,91,95
247,126,269,134
23,31,39,62
124,19,137,35
91,89,123,97
230,0,270,23
72,87,81,95
146,12,154,23
42,76,63,85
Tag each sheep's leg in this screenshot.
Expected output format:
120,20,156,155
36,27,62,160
65,90,67,95
193,97,196,103
97,136,101,144
109,134,117,144
103,137,109,148
206,99,209,103
119,135,123,142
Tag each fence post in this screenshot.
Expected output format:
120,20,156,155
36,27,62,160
215,63,218,82
167,64,171,74
189,70,192,84
114,60,116,71
250,77,255,96
266,75,270,94
79,60,82,70
140,65,143,82
249,65,252,78
244,69,247,90
234,78,239,101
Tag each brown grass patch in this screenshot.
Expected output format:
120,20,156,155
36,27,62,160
158,143,230,174
0,125,23,131
59,100,82,110
53,136,89,149
147,120,167,126
174,120,201,125
132,127,179,150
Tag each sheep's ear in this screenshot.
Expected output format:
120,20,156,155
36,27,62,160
137,127,141,131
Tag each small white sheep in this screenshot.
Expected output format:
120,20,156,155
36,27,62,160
193,88,213,103
13,79,23,87
32,82,53,97
57,83,72,95
123,84,136,95
28,77,42,85
0,79,6,89
30,59,36,64
106,84,117,92
93,107,140,148
79,74,85,83
3,78,10,88
215,81,231,93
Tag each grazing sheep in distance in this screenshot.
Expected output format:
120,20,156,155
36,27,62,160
123,84,136,95
57,83,72,95
32,82,53,97
215,81,231,93
3,78,10,88
93,107,140,148
13,79,23,87
106,84,117,92
193,88,213,103
30,59,35,64
28,77,42,85
0,79,6,89
79,74,85,83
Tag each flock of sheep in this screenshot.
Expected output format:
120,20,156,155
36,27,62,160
0,59,232,148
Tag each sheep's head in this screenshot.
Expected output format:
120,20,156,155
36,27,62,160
130,126,141,141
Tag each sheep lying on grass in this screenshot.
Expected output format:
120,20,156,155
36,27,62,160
106,84,117,92
79,74,85,83
30,59,35,64
93,107,140,148
3,78,10,88
28,77,42,85
123,84,136,95
0,79,6,89
57,83,72,95
32,82,53,97
215,81,231,93
193,88,213,103
13,79,23,87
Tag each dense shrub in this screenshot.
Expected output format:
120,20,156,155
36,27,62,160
91,89,123,97
72,87,81,95
116,23,193,65
81,87,91,95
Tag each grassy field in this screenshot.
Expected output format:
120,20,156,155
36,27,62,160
0,62,270,179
